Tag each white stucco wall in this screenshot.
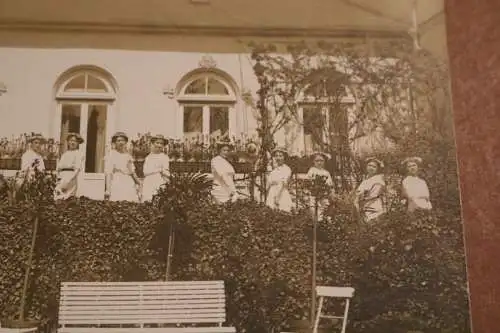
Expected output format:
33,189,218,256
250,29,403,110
0,47,260,139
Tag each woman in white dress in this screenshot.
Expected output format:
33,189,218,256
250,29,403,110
307,152,334,221
354,157,386,222
211,140,239,204
142,134,170,202
266,147,293,213
401,156,432,212
54,133,85,200
16,133,46,191
104,132,141,202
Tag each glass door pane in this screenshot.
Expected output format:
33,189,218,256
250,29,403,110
209,106,229,138
60,104,82,154
183,106,203,140
85,104,107,173
303,106,324,154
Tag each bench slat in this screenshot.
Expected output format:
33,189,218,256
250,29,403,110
61,281,223,287
62,295,224,300
60,309,224,315
61,290,223,296
60,298,226,308
59,327,236,333
58,281,232,330
59,316,224,325
61,286,224,291
60,304,225,310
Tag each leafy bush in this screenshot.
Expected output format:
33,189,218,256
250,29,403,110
0,183,469,333
0,198,164,328
173,201,469,333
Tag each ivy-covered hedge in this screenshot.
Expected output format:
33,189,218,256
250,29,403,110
0,198,470,333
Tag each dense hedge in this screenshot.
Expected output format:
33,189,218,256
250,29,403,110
0,195,470,333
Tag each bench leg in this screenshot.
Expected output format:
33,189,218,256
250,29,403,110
312,296,324,333
340,299,350,333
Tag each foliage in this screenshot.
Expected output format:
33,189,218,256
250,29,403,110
0,133,59,160
248,40,453,195
0,198,164,328
174,201,469,333
0,192,469,333
307,174,332,201
152,172,213,222
128,132,260,163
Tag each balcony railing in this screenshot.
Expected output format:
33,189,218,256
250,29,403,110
0,157,315,175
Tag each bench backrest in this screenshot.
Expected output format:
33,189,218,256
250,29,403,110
58,281,228,327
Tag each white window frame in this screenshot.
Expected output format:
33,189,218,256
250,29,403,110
297,96,355,154
54,69,117,181
177,72,237,139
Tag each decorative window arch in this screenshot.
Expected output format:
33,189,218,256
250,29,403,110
56,67,117,100
175,69,239,140
54,66,118,178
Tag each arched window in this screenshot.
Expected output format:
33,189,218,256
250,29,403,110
55,66,117,175
176,71,237,140
297,70,354,155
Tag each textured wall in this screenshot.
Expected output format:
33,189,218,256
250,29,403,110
446,1,500,332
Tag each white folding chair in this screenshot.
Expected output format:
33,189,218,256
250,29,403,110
313,286,355,333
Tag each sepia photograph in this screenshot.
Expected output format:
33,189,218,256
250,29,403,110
0,1,471,333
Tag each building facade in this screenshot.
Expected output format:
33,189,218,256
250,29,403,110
0,0,443,199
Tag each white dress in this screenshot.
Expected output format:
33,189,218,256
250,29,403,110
402,175,432,212
211,155,239,204
306,166,334,220
21,149,45,174
105,150,139,202
142,152,170,202
54,150,84,200
356,174,386,222
17,149,46,188
266,164,293,213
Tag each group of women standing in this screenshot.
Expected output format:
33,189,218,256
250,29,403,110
18,132,170,203
103,132,170,202
17,133,433,222
211,142,433,222
354,156,433,222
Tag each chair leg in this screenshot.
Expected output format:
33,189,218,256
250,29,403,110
312,296,324,333
340,299,350,333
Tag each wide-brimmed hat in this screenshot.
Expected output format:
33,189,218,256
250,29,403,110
271,146,289,157
245,141,259,153
365,157,384,169
111,131,129,143
28,133,46,144
401,156,423,167
216,139,234,150
150,134,168,145
311,151,331,161
66,132,84,144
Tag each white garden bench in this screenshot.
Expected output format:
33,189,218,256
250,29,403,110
57,281,236,333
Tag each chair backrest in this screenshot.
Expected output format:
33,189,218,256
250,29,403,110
58,281,228,327
316,286,355,299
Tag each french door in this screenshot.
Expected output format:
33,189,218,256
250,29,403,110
57,101,114,199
